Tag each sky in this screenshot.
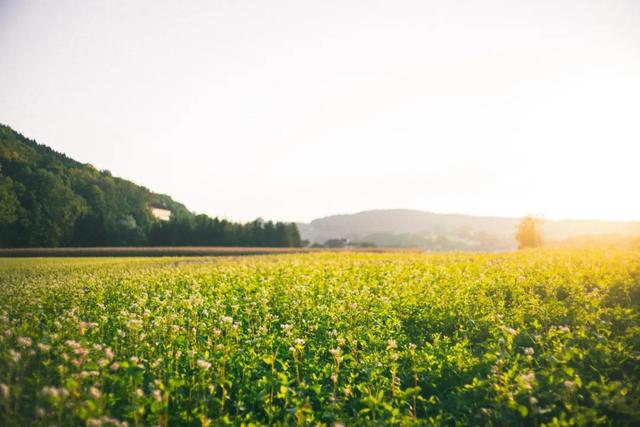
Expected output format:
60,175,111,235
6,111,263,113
1,0,639,223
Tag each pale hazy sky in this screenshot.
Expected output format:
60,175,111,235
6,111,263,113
1,0,639,223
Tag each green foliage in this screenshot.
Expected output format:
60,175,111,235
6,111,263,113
0,248,638,425
0,124,301,247
12,169,88,246
0,175,20,227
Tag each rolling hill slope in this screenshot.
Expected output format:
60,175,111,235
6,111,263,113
298,209,640,251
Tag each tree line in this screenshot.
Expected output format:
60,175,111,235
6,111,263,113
0,125,301,248
147,216,301,247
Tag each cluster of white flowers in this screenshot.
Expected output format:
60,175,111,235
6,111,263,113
76,346,90,358
197,359,212,370
17,336,32,347
523,347,535,356
41,386,69,400
519,371,536,390
78,321,99,335
65,340,81,350
105,347,115,360
0,383,9,399
501,326,518,336
64,339,90,361
87,416,129,427
329,347,344,362
78,371,100,379
280,323,293,335
126,319,143,330
89,386,102,399
9,349,21,363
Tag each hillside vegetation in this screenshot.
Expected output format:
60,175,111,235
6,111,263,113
0,125,300,247
1,249,638,425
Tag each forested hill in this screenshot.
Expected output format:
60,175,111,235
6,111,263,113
0,125,301,247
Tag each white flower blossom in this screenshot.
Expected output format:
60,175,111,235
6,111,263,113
0,383,9,399
9,349,20,363
197,359,212,370
89,387,102,399
17,336,32,347
519,372,536,390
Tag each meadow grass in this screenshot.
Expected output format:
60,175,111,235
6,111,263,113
0,249,639,426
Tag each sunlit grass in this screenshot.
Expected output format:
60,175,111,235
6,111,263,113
1,249,639,425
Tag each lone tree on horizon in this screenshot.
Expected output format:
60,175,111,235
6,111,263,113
516,215,544,249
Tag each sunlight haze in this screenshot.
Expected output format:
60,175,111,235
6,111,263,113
1,0,638,222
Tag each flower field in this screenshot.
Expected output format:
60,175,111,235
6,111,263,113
1,250,639,426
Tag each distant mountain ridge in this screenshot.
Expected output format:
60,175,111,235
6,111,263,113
298,209,640,251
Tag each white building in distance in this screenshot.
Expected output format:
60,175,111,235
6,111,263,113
150,207,171,221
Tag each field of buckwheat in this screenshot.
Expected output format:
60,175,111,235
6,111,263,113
0,249,639,426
